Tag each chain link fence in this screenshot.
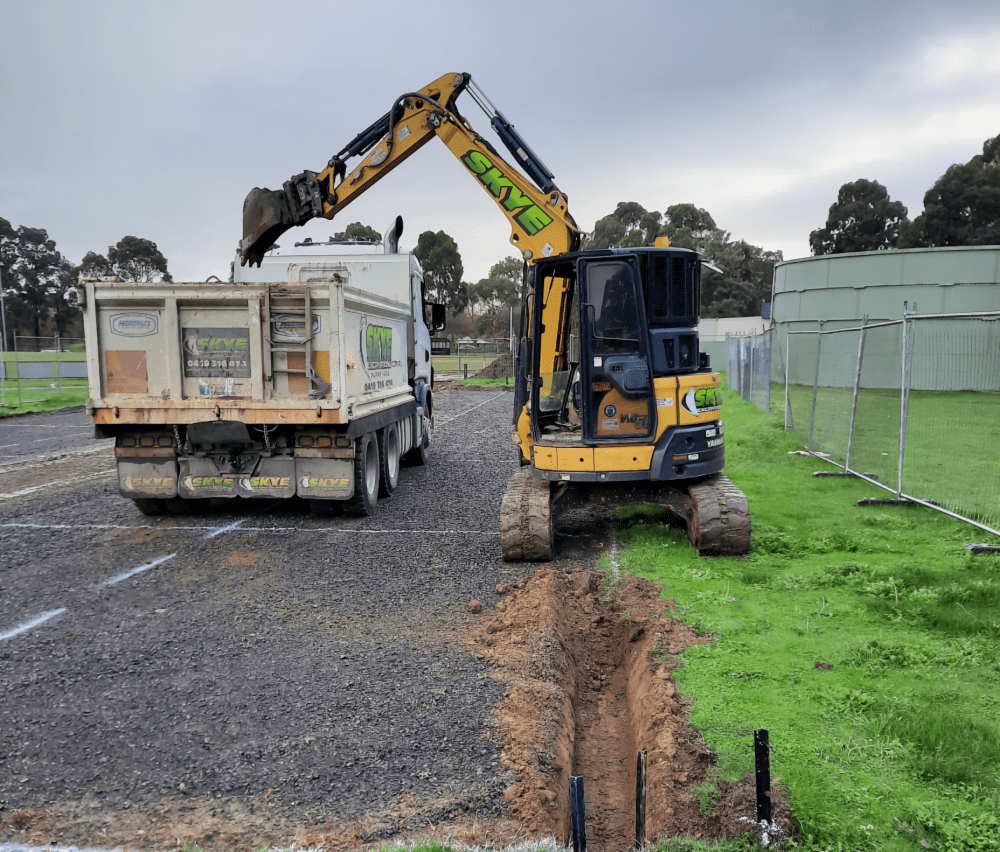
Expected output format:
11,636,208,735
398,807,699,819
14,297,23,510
1,335,88,411
778,311,1000,537
726,328,776,413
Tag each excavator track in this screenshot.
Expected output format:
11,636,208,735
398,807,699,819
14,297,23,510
500,468,554,561
684,474,752,557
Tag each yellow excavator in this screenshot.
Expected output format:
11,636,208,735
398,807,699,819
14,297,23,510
240,72,751,560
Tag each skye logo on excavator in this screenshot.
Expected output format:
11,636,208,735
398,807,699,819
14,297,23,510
682,386,722,416
461,151,553,236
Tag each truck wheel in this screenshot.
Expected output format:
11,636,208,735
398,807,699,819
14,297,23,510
378,422,401,497
404,431,429,466
133,498,168,516
347,432,380,516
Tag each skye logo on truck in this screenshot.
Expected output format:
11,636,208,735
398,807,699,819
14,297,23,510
461,151,553,236
682,386,722,416
361,321,395,370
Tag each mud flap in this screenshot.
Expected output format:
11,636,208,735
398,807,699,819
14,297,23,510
295,458,355,500
236,458,296,498
178,457,296,499
178,458,240,499
118,459,178,499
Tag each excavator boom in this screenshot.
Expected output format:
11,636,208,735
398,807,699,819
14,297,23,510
240,72,582,268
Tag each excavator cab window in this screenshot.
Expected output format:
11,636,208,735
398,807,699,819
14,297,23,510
579,258,654,442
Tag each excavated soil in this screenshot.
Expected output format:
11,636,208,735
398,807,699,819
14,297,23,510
472,568,796,851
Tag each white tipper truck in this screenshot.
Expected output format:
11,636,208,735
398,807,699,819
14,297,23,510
80,218,444,516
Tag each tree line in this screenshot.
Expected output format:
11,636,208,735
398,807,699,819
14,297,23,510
414,200,782,334
0,219,170,348
810,133,1000,254
4,129,995,349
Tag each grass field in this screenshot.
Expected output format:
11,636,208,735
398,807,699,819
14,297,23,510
0,379,89,416
784,382,1000,530
609,388,1000,851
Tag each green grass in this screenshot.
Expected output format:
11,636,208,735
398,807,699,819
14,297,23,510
612,389,1000,851
0,383,89,416
459,377,513,387
784,382,1000,529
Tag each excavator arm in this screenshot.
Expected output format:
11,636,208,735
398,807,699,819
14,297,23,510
240,72,584,463
240,72,583,268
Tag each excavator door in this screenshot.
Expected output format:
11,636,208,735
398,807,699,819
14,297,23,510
578,257,655,442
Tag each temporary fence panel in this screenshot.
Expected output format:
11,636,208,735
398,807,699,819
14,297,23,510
808,325,863,462
847,321,904,488
902,315,1000,530
783,311,999,539
726,328,775,414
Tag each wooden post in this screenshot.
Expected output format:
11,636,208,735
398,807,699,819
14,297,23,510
754,729,771,823
635,750,647,851
570,775,586,852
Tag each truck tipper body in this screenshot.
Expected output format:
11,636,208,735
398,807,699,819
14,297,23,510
81,227,441,516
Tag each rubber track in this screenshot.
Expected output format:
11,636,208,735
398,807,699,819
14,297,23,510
685,474,752,557
500,468,553,561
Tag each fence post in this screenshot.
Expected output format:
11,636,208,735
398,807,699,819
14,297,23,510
754,729,772,823
808,321,824,452
784,329,792,430
845,316,868,473
898,304,916,498
635,751,647,851
13,332,21,409
570,775,586,852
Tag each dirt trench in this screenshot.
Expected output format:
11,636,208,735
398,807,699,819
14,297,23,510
472,568,795,851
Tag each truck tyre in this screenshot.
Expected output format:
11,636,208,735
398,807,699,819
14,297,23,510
347,432,380,516
133,498,169,516
378,422,401,497
404,430,429,466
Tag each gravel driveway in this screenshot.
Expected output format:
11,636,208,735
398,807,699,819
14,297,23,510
0,389,536,849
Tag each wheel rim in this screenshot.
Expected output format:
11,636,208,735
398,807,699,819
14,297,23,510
386,425,399,483
365,438,378,497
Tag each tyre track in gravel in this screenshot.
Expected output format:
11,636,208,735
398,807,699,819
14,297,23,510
0,390,536,850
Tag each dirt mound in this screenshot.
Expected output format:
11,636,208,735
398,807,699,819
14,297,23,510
472,568,795,850
476,352,513,379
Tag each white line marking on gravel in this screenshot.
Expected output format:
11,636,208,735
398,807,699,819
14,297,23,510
1,424,92,429
0,845,132,852
100,553,177,587
0,521,498,535
436,391,507,426
0,608,68,642
204,519,246,539
0,443,111,475
0,467,116,499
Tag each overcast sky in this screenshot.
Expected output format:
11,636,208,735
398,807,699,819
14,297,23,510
2,0,999,284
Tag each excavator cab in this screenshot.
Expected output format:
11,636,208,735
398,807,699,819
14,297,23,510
520,247,704,453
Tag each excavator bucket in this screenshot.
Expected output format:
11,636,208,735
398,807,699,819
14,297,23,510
239,187,295,267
